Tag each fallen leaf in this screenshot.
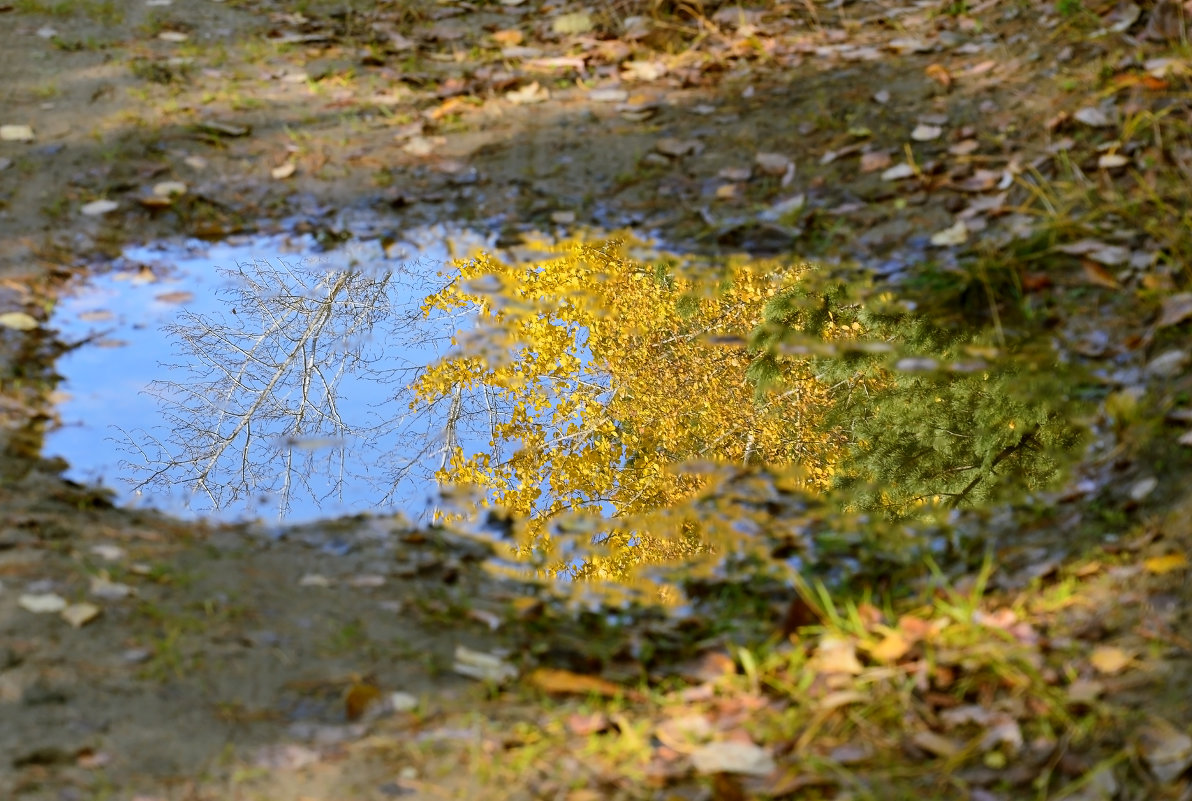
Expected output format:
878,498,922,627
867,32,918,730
506,81,548,105
1055,239,1130,265
61,603,102,628
526,668,628,698
718,166,752,181
466,608,502,630
81,199,119,216
654,714,715,752
0,311,38,331
910,730,962,758
0,124,35,141
1156,293,1192,328
552,10,592,35
155,291,194,304
689,741,776,776
925,63,952,87
860,151,892,172
755,152,793,175
1146,350,1189,378
809,636,864,675
345,679,384,721
1066,678,1104,704
90,576,133,599
271,162,297,180
887,37,932,54
1089,645,1133,675
1074,107,1113,127
1105,2,1142,32
622,60,667,82
453,645,517,683
816,690,868,710
1138,718,1192,782
911,124,943,141
566,711,610,736
930,220,968,247
655,138,702,158
588,87,628,103
19,593,68,613
1081,261,1120,289
402,135,443,156
881,163,915,181
869,631,911,663
491,29,523,47
1143,553,1188,574
387,691,418,712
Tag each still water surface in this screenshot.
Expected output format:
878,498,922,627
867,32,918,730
46,229,1084,588
48,227,496,522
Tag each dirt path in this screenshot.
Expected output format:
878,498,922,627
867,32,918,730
3,0,1192,798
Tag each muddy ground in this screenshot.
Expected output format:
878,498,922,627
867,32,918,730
2,0,1192,798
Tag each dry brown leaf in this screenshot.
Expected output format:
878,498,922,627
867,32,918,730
925,63,952,87
345,679,384,721
859,151,892,173
526,668,631,698
898,615,940,643
1081,261,1120,289
491,29,523,46
566,711,610,736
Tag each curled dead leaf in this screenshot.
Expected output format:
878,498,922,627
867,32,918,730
925,63,952,87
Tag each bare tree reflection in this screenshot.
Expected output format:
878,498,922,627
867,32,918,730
115,247,484,520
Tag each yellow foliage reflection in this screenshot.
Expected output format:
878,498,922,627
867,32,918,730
413,238,840,583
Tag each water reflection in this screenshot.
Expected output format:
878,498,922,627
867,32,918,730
416,238,1085,588
49,231,1086,593
49,229,494,521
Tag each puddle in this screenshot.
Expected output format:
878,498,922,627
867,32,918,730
46,228,1090,591
47,226,500,523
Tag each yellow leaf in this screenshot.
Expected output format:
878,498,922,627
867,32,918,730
869,631,911,664
526,668,634,699
1089,646,1134,676
1143,553,1188,574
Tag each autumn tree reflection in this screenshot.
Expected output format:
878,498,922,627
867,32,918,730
416,238,1083,586
413,239,840,580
